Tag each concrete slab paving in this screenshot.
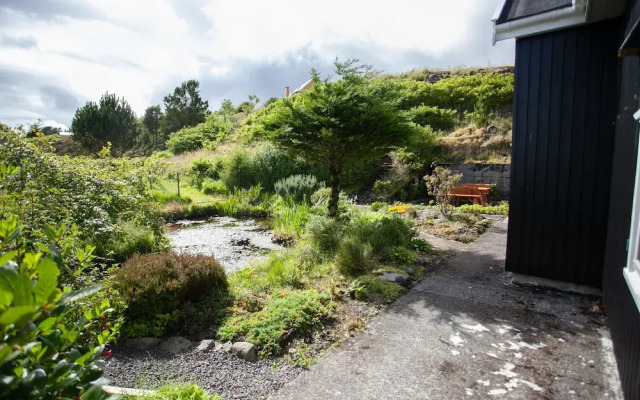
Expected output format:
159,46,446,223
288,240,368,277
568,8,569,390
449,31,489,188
271,218,623,400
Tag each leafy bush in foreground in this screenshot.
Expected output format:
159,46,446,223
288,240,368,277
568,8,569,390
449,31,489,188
0,217,116,399
115,253,231,338
217,290,333,357
337,238,375,276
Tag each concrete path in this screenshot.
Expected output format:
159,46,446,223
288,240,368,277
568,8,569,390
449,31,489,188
272,219,623,400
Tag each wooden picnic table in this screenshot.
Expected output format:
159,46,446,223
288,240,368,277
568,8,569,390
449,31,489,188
447,183,491,206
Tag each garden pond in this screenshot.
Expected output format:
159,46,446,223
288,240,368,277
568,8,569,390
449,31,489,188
166,216,283,272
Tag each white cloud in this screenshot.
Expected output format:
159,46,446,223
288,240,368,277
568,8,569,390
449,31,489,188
0,0,514,127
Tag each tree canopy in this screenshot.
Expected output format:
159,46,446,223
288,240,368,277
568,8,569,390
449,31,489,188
264,60,417,217
143,105,163,147
70,92,138,155
162,79,209,135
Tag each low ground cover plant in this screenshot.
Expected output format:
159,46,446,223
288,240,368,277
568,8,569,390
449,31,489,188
126,383,220,400
218,290,333,357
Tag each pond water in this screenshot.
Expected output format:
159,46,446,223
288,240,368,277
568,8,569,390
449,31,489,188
166,216,283,272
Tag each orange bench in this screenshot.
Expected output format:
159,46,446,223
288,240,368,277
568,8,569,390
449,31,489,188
448,184,490,205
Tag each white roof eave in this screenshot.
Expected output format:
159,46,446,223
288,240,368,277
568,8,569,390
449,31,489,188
492,0,588,43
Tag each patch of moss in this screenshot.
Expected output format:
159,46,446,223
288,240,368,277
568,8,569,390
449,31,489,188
352,276,406,304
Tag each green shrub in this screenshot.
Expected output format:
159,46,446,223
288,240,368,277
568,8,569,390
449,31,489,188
310,187,331,205
201,179,228,195
405,105,457,131
384,246,416,264
217,290,333,357
133,383,220,400
347,213,417,258
166,115,230,154
306,215,343,255
263,251,304,288
274,174,325,204
410,238,432,253
352,276,405,303
0,128,164,272
220,149,253,189
337,238,375,276
370,201,388,212
373,177,410,201
190,158,222,188
0,217,117,399
115,253,231,338
455,202,509,215
104,220,168,263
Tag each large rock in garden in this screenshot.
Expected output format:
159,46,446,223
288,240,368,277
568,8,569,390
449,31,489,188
379,272,410,286
231,342,257,362
195,339,216,352
122,337,160,350
160,336,193,355
216,341,233,353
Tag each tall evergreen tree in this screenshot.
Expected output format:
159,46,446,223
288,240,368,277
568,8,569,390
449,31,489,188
162,80,209,135
70,93,138,156
142,105,163,147
265,60,416,217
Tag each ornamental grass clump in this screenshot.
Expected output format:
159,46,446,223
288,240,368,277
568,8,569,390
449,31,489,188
115,253,231,338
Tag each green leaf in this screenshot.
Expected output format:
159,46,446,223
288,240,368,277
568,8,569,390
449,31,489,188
0,251,17,267
38,316,57,331
0,305,39,327
59,284,102,305
34,258,61,304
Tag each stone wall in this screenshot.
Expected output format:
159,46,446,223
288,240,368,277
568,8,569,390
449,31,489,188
444,163,511,197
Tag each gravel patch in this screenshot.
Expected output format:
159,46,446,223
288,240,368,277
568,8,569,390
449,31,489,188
104,346,301,400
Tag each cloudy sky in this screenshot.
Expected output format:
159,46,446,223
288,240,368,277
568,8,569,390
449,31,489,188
0,0,514,129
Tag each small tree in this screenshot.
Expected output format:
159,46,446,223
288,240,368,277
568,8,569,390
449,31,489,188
71,92,138,156
424,166,462,218
264,60,416,217
143,105,163,148
162,79,209,135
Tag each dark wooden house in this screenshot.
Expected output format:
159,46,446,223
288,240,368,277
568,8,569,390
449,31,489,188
493,0,640,398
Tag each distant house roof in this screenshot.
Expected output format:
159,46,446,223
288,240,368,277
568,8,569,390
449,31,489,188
492,0,626,43
289,79,314,97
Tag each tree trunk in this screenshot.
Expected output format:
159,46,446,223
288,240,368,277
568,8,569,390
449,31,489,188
328,165,341,218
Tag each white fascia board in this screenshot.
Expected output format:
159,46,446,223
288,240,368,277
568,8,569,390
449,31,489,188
493,1,588,43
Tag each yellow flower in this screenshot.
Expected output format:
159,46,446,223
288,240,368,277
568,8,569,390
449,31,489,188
388,205,410,214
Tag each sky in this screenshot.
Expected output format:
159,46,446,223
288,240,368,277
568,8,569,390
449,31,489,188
0,0,514,130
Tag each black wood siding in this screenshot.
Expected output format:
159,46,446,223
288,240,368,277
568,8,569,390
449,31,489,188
506,20,619,288
603,2,640,399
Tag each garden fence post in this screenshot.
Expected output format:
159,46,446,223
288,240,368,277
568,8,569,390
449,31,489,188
176,172,180,198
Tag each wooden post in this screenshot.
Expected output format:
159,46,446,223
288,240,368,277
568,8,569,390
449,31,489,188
176,172,180,198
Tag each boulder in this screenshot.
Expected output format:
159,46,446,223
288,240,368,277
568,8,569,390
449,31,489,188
195,339,216,352
231,341,257,362
122,337,160,351
406,267,416,276
379,272,410,285
216,341,233,353
159,336,193,355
